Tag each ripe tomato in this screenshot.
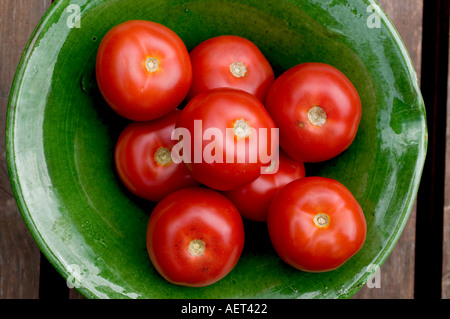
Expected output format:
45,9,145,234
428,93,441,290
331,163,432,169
146,187,245,287
267,177,366,272
187,35,275,102
96,20,192,121
174,88,278,191
264,62,362,163
114,110,199,202
223,150,305,222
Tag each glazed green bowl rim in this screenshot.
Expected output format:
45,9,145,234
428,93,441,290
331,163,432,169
6,0,427,299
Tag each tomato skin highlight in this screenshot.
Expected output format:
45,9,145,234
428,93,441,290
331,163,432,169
264,62,362,163
267,177,367,272
146,187,245,287
114,110,199,202
223,150,305,222
96,20,192,121
175,88,278,191
187,35,275,102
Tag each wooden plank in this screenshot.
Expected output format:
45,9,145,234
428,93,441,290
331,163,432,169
352,0,423,299
414,0,449,299
0,0,52,299
69,287,86,299
443,17,450,301
444,70,450,298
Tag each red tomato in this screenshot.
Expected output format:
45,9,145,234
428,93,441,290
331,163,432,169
264,62,362,163
223,150,305,222
187,35,275,102
174,88,278,191
114,110,199,202
146,187,245,287
96,20,192,121
267,177,366,272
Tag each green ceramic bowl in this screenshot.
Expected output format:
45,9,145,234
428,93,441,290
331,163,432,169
6,0,426,299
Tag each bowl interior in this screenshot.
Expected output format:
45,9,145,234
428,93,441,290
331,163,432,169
7,0,426,299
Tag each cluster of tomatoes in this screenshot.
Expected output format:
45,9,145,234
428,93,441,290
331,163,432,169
96,20,367,288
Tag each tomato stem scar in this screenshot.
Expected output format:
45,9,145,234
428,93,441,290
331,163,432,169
154,147,172,166
230,61,247,78
308,106,327,127
145,57,159,73
233,119,252,138
188,239,206,256
313,213,330,228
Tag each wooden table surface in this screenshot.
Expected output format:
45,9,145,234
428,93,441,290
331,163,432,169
0,0,448,299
